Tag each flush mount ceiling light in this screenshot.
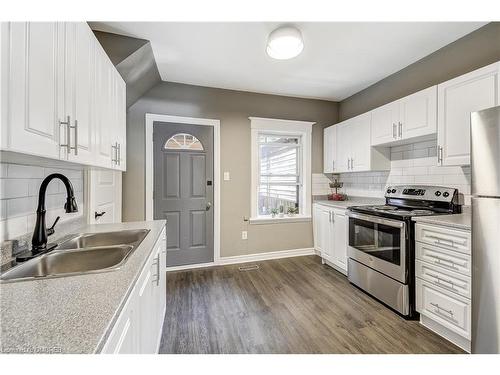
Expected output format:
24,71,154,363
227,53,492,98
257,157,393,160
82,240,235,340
266,26,304,60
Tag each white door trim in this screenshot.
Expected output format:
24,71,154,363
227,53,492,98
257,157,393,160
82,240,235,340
145,113,221,263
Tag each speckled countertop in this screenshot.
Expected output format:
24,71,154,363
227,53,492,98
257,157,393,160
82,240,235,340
313,196,385,210
412,206,471,231
0,220,166,354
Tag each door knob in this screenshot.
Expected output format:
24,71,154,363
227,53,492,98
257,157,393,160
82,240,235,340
205,202,212,211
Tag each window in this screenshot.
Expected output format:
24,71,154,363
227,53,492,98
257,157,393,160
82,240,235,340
250,117,314,223
164,133,204,150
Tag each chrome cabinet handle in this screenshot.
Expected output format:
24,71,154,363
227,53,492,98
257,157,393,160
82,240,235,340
347,158,350,170
59,116,71,153
73,119,78,155
427,272,467,290
117,143,121,166
332,160,334,171
437,145,443,164
392,123,397,138
152,254,160,286
427,253,466,269
111,142,118,164
430,302,454,316
398,121,402,138
350,158,354,170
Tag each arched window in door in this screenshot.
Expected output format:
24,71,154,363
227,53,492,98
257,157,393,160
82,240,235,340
164,133,204,151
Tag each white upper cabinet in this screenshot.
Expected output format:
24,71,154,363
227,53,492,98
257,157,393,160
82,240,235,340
323,125,337,173
1,22,126,171
64,22,96,165
4,22,64,158
400,86,437,139
333,113,390,173
437,61,500,166
370,86,437,146
371,101,400,145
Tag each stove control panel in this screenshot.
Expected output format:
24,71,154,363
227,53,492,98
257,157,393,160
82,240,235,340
385,185,461,203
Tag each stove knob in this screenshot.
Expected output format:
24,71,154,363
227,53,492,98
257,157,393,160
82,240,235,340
391,189,396,193
435,191,441,197
387,189,392,194
443,191,450,198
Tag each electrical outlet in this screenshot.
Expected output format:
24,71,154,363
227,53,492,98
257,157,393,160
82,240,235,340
241,231,248,240
224,172,230,181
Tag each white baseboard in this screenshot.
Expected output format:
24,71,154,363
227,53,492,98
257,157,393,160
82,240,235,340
166,247,315,272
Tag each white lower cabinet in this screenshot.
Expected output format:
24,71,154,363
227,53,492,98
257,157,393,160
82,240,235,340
101,228,167,354
415,222,471,352
313,204,348,274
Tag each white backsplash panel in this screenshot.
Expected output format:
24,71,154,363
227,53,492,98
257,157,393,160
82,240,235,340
0,163,85,243
329,139,471,204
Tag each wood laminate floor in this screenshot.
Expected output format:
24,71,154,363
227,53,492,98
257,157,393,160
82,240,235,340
159,255,464,354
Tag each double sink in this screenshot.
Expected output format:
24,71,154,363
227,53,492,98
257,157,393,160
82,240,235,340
0,229,149,283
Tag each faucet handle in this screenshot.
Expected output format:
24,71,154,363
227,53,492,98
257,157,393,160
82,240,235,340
46,216,60,236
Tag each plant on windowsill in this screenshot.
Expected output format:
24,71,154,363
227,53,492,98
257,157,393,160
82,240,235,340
287,206,299,217
270,208,279,218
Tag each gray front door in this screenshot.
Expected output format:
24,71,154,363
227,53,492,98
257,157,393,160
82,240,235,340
153,122,214,267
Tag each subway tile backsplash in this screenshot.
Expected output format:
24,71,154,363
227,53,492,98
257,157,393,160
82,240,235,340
325,139,472,205
0,162,86,244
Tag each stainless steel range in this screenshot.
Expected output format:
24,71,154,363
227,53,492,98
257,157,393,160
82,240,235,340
347,185,463,318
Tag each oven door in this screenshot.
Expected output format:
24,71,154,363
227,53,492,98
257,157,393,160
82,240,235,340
347,211,407,283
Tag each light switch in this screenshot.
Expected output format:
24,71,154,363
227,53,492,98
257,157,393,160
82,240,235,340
224,172,230,181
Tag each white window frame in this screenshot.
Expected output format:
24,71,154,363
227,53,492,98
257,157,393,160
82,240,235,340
249,117,314,224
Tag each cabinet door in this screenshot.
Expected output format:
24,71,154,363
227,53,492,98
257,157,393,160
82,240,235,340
321,209,333,260
332,211,348,272
371,101,399,145
137,261,155,353
7,22,64,158
115,74,126,170
323,125,336,173
95,45,113,168
65,22,95,165
400,86,437,140
438,62,500,166
313,205,323,253
335,121,351,173
350,113,372,171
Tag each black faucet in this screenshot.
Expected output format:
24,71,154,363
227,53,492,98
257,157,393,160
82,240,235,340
31,173,78,253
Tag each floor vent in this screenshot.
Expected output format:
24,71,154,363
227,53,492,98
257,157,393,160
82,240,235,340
238,264,260,272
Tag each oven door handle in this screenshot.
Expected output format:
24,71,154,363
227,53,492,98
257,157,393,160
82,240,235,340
346,211,405,228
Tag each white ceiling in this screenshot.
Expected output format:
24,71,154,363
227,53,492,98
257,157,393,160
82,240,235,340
90,22,486,101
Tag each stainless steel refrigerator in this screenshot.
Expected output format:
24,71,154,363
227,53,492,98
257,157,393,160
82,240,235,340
471,105,500,354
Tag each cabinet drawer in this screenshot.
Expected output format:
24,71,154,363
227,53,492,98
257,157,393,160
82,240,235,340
416,260,471,299
415,242,471,276
415,223,470,254
416,278,471,339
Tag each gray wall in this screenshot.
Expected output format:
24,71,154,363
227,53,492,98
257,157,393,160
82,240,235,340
125,82,338,257
339,22,500,121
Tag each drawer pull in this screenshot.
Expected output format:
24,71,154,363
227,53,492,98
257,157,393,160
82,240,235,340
427,253,467,269
427,272,467,291
427,235,466,249
430,302,455,317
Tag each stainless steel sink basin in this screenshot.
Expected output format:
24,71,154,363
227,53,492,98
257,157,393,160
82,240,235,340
57,229,149,250
0,229,150,283
0,245,133,282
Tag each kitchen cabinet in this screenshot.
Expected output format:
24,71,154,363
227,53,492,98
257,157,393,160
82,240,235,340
333,113,391,173
101,227,167,354
3,22,65,159
323,125,337,173
370,86,437,146
1,22,127,170
437,61,500,166
313,203,348,274
415,222,471,352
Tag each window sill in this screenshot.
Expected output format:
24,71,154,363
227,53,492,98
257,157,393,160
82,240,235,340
249,215,312,225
